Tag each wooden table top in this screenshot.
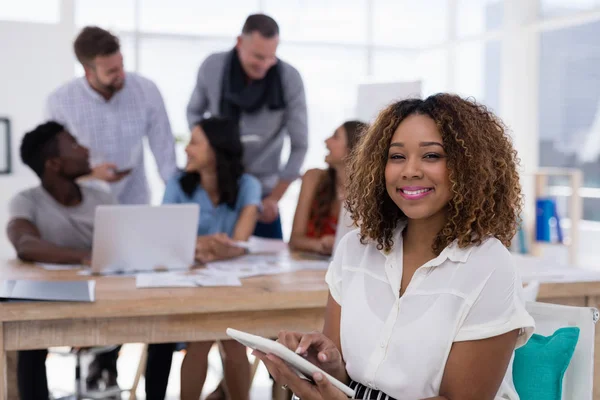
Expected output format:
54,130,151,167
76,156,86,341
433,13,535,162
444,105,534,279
2,254,600,323
0,260,329,323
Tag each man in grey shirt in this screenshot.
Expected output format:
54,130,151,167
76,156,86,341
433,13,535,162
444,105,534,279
6,121,115,400
186,13,308,239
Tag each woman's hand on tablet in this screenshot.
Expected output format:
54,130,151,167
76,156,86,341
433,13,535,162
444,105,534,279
277,331,348,384
253,350,348,400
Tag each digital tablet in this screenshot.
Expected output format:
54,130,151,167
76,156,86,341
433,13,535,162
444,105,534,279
226,328,355,397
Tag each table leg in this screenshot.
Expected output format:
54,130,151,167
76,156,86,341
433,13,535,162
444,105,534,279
5,352,16,400
0,322,6,400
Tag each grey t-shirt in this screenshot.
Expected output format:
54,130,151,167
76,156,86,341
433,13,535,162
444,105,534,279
8,184,116,250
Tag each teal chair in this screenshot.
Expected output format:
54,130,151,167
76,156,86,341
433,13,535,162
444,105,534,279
518,302,598,400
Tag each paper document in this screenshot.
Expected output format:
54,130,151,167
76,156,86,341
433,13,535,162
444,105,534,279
136,272,197,288
234,236,288,254
195,272,242,287
37,263,85,271
136,270,243,288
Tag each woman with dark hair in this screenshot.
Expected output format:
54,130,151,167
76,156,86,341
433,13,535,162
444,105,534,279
256,94,535,399
289,121,366,256
145,117,260,400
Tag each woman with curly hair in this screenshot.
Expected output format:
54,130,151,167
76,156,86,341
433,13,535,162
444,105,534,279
255,94,535,399
145,117,261,400
289,120,366,256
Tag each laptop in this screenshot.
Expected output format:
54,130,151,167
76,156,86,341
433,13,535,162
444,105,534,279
91,204,199,274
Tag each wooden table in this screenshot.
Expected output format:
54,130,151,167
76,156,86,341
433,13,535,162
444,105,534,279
2,258,600,399
0,260,329,400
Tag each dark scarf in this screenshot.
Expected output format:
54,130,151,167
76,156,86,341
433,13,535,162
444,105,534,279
219,48,286,123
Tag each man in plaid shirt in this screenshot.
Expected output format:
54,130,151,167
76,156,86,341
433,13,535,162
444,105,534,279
46,26,177,205
45,25,177,390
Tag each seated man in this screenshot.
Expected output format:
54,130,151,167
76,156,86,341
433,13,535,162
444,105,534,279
6,121,116,400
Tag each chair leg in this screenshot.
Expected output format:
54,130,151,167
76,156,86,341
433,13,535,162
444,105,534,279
75,351,83,400
128,344,148,400
6,351,18,400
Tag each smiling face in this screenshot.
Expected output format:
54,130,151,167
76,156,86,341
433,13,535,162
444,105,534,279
85,51,125,95
384,114,453,222
184,126,216,172
236,32,279,80
324,125,349,166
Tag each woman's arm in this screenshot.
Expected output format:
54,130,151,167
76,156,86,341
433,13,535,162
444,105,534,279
423,330,519,400
231,205,259,241
289,169,329,254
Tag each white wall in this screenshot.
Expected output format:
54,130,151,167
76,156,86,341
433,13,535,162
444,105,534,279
0,5,75,257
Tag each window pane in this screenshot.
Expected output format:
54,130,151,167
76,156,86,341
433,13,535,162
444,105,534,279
373,49,449,96
263,0,368,45
373,0,447,48
454,40,501,111
277,44,367,169
139,0,260,36
539,20,600,220
138,38,232,136
456,0,503,38
0,0,60,24
539,0,600,19
75,0,135,30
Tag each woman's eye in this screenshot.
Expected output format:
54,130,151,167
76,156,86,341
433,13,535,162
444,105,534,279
424,153,442,160
389,154,405,160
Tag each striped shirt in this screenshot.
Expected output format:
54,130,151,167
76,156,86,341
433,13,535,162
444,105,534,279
46,73,177,204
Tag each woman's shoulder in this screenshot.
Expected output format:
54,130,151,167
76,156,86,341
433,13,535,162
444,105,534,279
461,237,517,277
300,169,327,192
239,173,261,189
166,169,187,183
303,168,327,181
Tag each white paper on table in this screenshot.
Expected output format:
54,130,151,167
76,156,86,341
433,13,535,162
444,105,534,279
289,260,330,271
195,274,242,287
37,263,85,271
234,236,288,254
205,260,291,278
135,272,197,288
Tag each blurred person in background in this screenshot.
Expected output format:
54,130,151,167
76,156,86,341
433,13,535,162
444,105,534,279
187,13,308,241
45,25,177,390
289,120,366,256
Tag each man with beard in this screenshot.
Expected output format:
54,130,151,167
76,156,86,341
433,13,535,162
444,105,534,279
45,26,177,391
46,26,177,205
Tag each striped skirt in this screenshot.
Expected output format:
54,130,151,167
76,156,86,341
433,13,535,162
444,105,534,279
290,380,396,400
348,380,397,400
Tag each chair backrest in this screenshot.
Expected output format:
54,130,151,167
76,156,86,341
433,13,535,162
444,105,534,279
522,281,540,302
525,302,599,400
333,206,355,254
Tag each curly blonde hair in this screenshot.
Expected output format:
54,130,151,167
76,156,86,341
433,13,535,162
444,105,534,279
346,93,522,254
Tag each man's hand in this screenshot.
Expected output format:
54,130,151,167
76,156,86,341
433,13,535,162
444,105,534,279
92,163,130,183
259,196,279,224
